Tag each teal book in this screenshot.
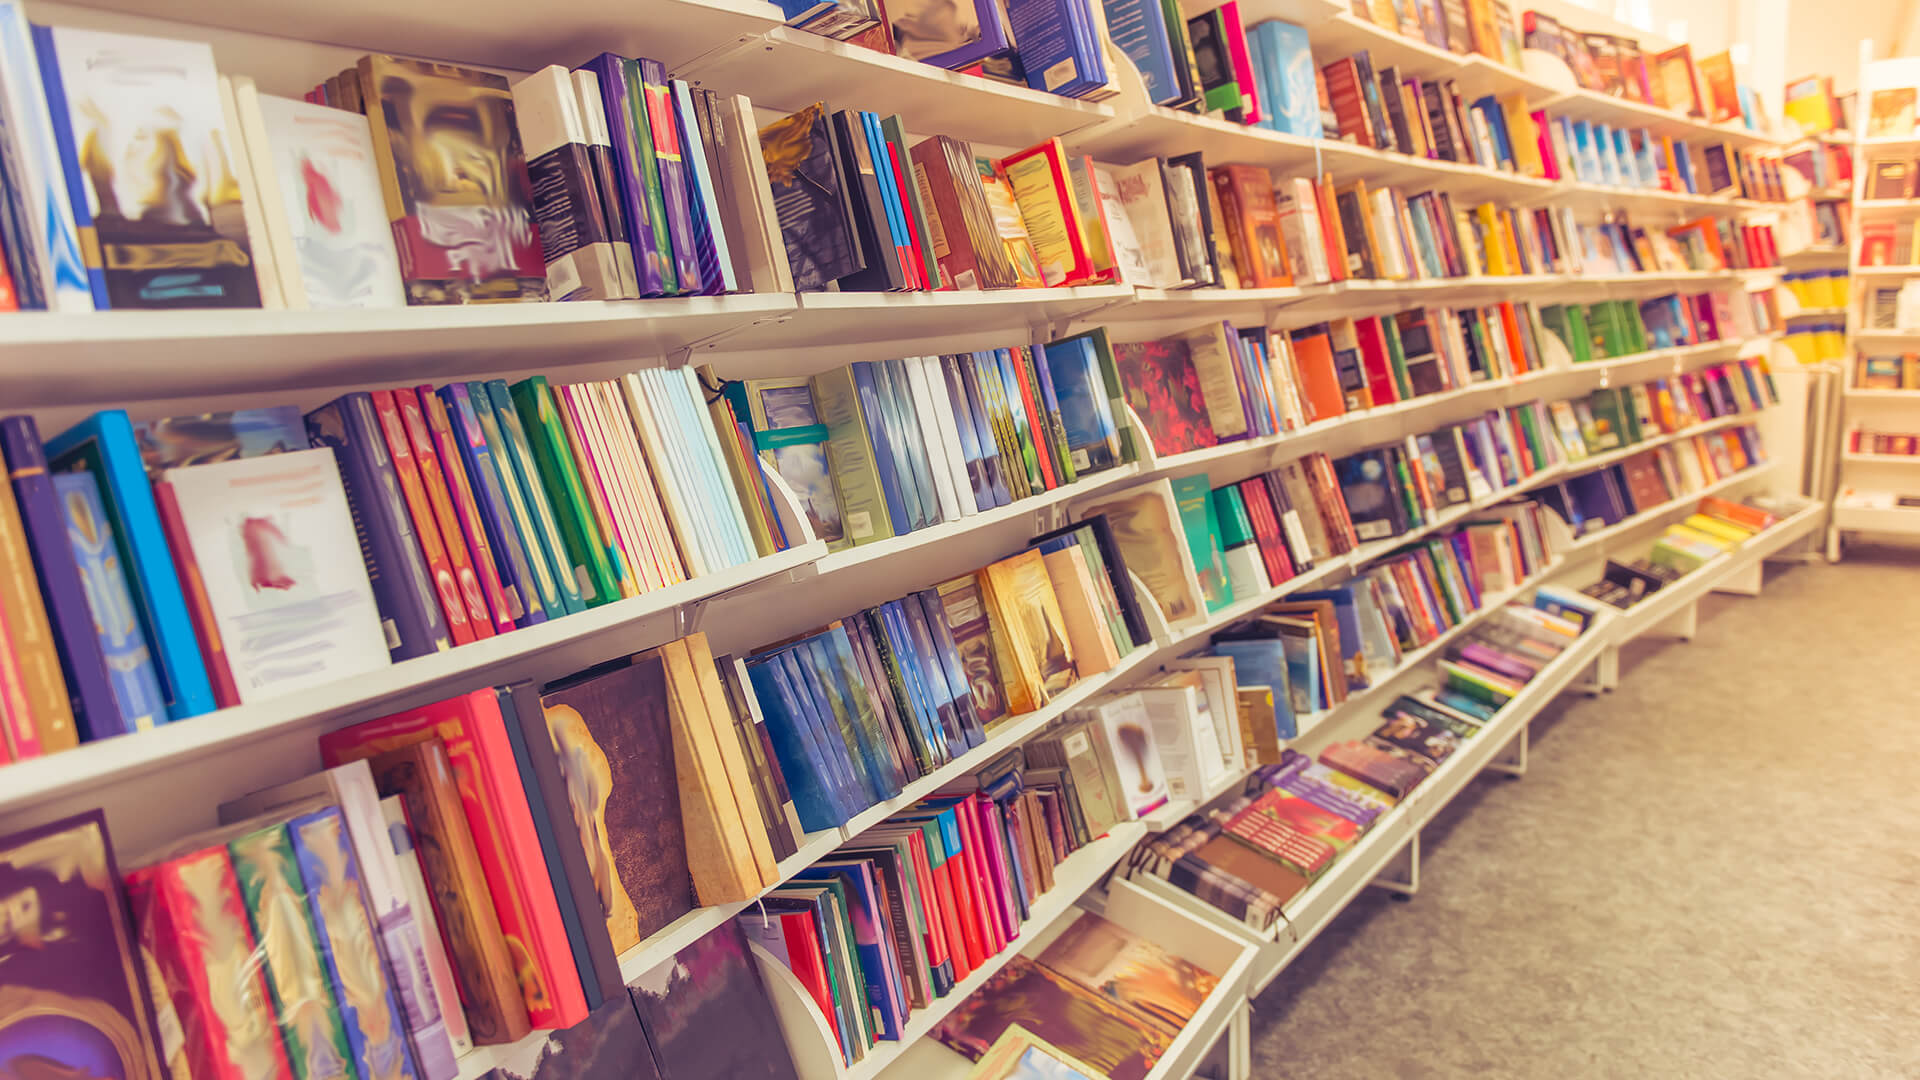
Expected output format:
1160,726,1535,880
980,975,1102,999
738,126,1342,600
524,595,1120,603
509,377,621,606
51,470,167,731
1170,473,1230,612
475,380,585,615
46,410,215,720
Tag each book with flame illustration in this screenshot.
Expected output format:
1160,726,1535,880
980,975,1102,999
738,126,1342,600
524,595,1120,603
158,446,389,703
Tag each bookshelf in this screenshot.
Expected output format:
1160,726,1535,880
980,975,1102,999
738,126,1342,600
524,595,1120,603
0,1,1810,1079
1829,45,1920,557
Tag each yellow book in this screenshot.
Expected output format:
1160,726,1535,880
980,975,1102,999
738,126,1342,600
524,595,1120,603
1501,94,1544,178
684,632,780,887
1665,522,1736,551
997,139,1096,286
656,638,762,905
1683,514,1756,544
1475,203,1509,275
1040,545,1119,677
982,549,1078,702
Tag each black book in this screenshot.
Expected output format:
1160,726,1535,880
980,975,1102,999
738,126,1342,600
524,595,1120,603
830,109,907,292
1351,51,1395,154
1430,427,1472,505
760,102,863,290
1334,188,1377,279
1169,151,1225,286
1420,81,1459,162
1378,65,1416,157
1335,449,1400,542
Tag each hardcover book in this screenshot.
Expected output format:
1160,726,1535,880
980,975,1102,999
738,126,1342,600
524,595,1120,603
476,996,663,1080
627,923,803,1080
1073,479,1208,631
356,55,547,303
1035,911,1220,1038
759,102,863,291
51,470,167,731
226,821,357,1080
134,406,307,475
161,448,390,703
1110,336,1219,456
0,2,93,312
0,811,165,1080
932,955,1172,1080
33,26,262,308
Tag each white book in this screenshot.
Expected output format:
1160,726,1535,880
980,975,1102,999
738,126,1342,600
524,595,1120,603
219,762,463,1076
1164,656,1249,775
638,369,725,573
0,2,92,311
902,356,964,523
216,76,286,308
1109,159,1187,290
513,65,631,302
672,80,737,294
556,381,655,592
238,85,407,309
716,92,794,294
1091,163,1156,287
381,796,474,1057
1132,681,1221,801
1275,176,1330,285
589,381,686,585
569,70,640,299
916,355,979,516
1368,189,1409,279
161,447,390,703
675,366,759,566
621,371,714,576
1091,692,1169,818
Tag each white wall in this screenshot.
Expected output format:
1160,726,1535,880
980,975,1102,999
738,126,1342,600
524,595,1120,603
1785,0,1907,96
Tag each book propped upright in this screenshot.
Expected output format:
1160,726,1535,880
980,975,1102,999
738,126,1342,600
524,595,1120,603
998,138,1102,286
759,102,865,291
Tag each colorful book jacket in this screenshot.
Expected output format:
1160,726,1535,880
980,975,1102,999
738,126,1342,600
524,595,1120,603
510,377,620,606
161,448,391,703
627,923,803,1080
0,2,94,312
637,58,704,294
482,379,586,616
419,387,519,635
355,55,546,303
0,810,166,1080
537,652,696,952
438,383,551,627
48,408,219,720
1035,910,1219,1038
287,806,422,1080
133,406,307,475
227,822,358,1080
1,415,122,740
126,845,296,1080
50,471,167,731
320,692,588,1030
758,102,862,291
370,389,477,646
32,25,261,308
1110,337,1219,455
576,53,667,297
931,955,1171,1080
306,393,453,660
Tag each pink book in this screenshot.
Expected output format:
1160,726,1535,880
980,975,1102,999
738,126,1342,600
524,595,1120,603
970,796,1020,942
1218,2,1260,125
950,799,1007,954
319,691,589,1029
1532,111,1559,180
417,387,518,635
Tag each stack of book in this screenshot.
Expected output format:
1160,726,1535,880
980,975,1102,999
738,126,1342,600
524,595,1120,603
0,366,794,762
930,909,1220,1079
1642,495,1781,573
10,627,809,1079
1848,427,1920,455
1854,353,1920,390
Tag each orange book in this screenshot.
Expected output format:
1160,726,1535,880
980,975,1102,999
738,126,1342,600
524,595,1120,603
397,389,497,637
1497,302,1530,374
1211,164,1292,289
370,389,475,646
1284,326,1345,424
1316,173,1349,282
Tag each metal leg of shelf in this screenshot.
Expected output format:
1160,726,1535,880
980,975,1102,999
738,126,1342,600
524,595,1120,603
1368,832,1420,899
1483,724,1528,778
1657,600,1699,642
1713,559,1764,597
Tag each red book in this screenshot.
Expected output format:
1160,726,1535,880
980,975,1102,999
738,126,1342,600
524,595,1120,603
1237,478,1294,586
932,818,989,970
950,798,1007,953
970,796,1020,942
1320,59,1374,147
1352,318,1401,406
996,139,1100,286
1496,302,1529,375
1007,347,1060,490
1316,173,1348,282
902,830,955,974
320,690,589,1029
883,141,930,290
777,911,841,1055
370,388,474,646
919,837,972,980
1286,326,1347,424
420,387,520,632
151,479,241,709
128,847,295,1080
398,389,495,638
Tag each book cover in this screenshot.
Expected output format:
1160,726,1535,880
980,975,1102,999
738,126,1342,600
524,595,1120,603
0,811,166,1080
509,66,627,301
627,923,803,1080
0,2,92,311
245,90,407,308
50,471,167,731
477,996,662,1080
932,955,1171,1080
1036,910,1219,1038
132,406,306,476
2,416,124,740
356,55,546,302
33,26,261,308
636,59,704,294
1075,479,1207,631
759,102,863,291
1111,336,1219,456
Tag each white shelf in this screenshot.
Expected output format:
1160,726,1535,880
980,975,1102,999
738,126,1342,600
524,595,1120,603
1833,501,1920,532
1842,452,1920,464
1562,461,1779,554
1604,501,1824,646
0,539,825,815
1308,13,1464,80
679,28,1114,146
723,286,1136,356
1852,266,1920,277
1844,388,1920,398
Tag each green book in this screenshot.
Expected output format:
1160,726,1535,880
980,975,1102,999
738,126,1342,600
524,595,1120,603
1424,539,1467,622
1062,524,1132,653
1212,484,1265,603
1390,447,1424,527
228,824,355,1080
1618,387,1645,442
1380,313,1415,401
477,380,585,616
509,377,622,607
1514,404,1548,470
1586,388,1628,451
807,367,897,549
1170,473,1230,612
619,57,677,295
1564,305,1594,364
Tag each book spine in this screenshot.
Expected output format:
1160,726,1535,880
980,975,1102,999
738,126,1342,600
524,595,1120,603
151,479,241,710
1024,345,1078,486
937,354,993,512
637,58,703,293
549,384,639,597
844,363,914,534
305,396,453,661
744,656,848,833
372,390,477,646
509,378,619,606
421,388,518,635
1,416,121,739
439,385,545,627
580,54,665,296
482,381,586,615
0,437,74,750
513,69,622,301
671,82,732,294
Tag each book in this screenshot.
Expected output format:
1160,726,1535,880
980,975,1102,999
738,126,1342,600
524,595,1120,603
511,66,630,301
626,923,803,1080
760,102,863,291
932,955,1173,1080
1110,335,1220,456
1036,909,1219,1038
49,470,167,731
1869,87,1917,138
476,996,663,1080
0,2,92,312
33,25,262,308
356,55,546,302
1073,479,1208,631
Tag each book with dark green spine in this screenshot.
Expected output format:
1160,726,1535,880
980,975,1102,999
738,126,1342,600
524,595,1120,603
476,380,584,616
1170,473,1230,612
619,57,677,295
1586,388,1628,451
228,822,355,1080
1380,314,1416,401
506,377,620,607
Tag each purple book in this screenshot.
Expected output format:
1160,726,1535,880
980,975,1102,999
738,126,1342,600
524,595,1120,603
626,923,800,1080
438,384,547,629
578,54,666,297
1449,532,1481,606
637,59,703,295
905,0,1013,68
1,415,123,739
1454,641,1539,684
306,394,451,661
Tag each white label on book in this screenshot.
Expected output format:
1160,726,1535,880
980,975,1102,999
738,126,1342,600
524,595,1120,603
1044,58,1078,91
847,510,874,539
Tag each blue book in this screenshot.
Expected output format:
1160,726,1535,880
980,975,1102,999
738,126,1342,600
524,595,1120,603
1208,639,1296,738
913,589,986,748
938,355,993,512
1103,0,1181,105
776,644,865,820
914,0,1013,69
803,632,898,801
859,112,911,276
1612,127,1634,184
51,471,166,732
848,362,915,533
878,600,951,759
0,4,91,311
1472,97,1513,168
866,604,944,768
878,359,939,528
786,641,881,807
745,652,850,831
658,369,753,568
1027,343,1074,481
287,806,421,1080
956,354,1013,507
793,861,905,1041
1007,0,1107,97
27,24,107,307
578,53,667,297
47,410,215,720
671,79,733,295
821,622,907,789
897,596,968,757
1293,587,1370,693
1251,21,1320,138
437,384,547,628
479,380,585,616
306,395,453,661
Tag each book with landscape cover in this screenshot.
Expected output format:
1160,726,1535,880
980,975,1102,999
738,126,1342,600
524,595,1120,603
1035,910,1220,1038
933,955,1173,1080
627,922,803,1080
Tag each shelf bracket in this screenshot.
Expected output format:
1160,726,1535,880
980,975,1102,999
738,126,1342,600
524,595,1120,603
1482,724,1528,778
1368,833,1420,899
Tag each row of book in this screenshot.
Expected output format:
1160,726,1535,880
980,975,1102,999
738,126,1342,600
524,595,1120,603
1576,496,1789,606
1860,221,1916,267
1847,427,1920,456
1545,424,1768,537
1854,353,1920,390
1129,584,1602,929
0,363,789,762
782,0,1114,101
1863,154,1920,202
1522,16,1766,129
14,629,823,1079
1541,288,1770,365
1785,139,1854,193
